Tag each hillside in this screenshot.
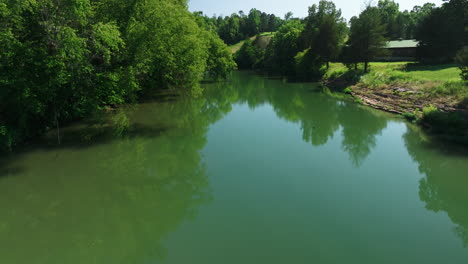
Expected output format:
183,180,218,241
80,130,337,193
229,32,275,53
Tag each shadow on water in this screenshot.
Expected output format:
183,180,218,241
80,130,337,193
0,114,170,178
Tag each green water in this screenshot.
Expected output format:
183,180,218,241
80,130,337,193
1,71,467,264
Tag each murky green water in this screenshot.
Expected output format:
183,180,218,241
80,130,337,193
1,71,467,264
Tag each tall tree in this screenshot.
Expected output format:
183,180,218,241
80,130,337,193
377,0,400,39
347,6,388,72
416,0,467,61
301,1,347,68
246,8,261,36
263,20,304,77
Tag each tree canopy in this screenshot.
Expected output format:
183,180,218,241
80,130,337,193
346,6,388,72
0,0,235,151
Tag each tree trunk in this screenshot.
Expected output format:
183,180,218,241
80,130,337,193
364,61,369,73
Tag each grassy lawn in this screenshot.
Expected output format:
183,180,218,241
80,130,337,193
368,62,460,81
326,62,466,107
228,32,276,53
327,62,460,81
229,40,249,54
325,62,467,136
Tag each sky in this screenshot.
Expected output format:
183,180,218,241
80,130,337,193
188,0,441,21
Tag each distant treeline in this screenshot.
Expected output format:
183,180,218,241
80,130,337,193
0,0,236,151
196,1,437,46
194,9,287,45
232,0,467,79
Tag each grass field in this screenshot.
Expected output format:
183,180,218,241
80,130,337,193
228,32,275,53
326,62,465,102
327,62,461,82
325,62,467,136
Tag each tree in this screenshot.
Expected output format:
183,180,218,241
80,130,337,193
263,20,304,77
234,39,263,70
295,49,325,81
218,14,242,45
246,8,261,36
416,0,467,61
0,0,235,151
300,1,347,68
377,0,400,40
346,6,388,72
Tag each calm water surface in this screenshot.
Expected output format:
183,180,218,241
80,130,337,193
1,71,467,264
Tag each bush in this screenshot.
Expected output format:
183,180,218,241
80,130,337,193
429,81,467,98
402,112,417,122
421,105,464,133
343,87,353,94
455,49,468,82
234,40,264,70
294,49,326,81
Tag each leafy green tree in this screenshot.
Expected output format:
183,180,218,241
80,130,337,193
263,20,304,77
246,8,261,36
0,0,235,151
346,6,388,72
294,49,325,81
235,39,263,70
218,14,242,45
377,0,400,40
284,12,294,21
416,0,467,61
300,1,347,68
203,30,237,80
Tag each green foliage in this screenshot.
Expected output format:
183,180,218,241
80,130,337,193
346,6,388,72
234,39,263,70
204,30,237,79
300,1,347,66
402,112,417,122
294,49,326,81
456,49,468,82
263,20,304,77
416,0,467,61
204,9,283,45
428,81,467,99
421,105,465,133
376,0,400,39
0,0,235,151
343,87,353,94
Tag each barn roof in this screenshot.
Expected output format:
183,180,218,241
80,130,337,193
385,40,419,49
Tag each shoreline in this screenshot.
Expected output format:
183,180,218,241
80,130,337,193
324,78,468,143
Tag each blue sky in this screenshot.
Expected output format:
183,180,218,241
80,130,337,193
188,0,441,21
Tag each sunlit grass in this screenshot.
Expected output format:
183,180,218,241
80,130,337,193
326,62,466,106
229,32,276,53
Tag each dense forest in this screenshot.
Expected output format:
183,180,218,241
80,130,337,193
0,0,467,151
0,0,236,151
